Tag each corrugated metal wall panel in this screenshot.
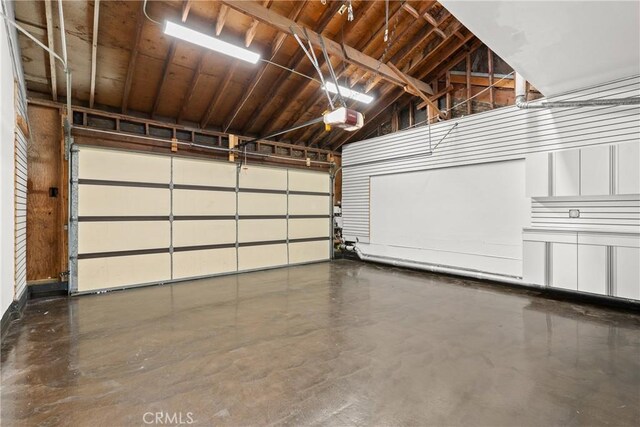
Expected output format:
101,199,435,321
14,129,28,300
342,75,640,241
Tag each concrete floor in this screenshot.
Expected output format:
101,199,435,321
2,260,639,426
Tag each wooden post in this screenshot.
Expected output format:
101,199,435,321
229,134,237,162
487,48,495,109
466,52,472,115
445,71,452,119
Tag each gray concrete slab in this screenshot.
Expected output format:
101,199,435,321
2,260,639,426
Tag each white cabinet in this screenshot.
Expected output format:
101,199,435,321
551,242,578,290
617,142,640,194
525,153,551,197
577,245,607,295
554,150,581,196
523,240,546,285
615,247,640,300
580,146,611,196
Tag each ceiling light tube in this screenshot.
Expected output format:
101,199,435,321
324,82,374,104
164,21,260,64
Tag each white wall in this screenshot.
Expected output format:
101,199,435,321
370,160,529,276
440,1,640,97
1,12,16,316
342,76,640,285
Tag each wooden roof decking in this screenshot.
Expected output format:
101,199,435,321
15,0,480,149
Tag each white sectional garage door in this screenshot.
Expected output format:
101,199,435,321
73,146,330,293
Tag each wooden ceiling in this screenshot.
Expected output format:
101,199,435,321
15,0,479,150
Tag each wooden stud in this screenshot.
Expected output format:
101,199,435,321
171,137,178,152
228,134,237,162
89,0,100,108
488,48,495,109
466,52,472,115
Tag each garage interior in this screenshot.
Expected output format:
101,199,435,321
0,0,639,425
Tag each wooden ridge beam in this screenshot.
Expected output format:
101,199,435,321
220,0,434,95
121,5,144,114
220,0,308,132
43,0,57,101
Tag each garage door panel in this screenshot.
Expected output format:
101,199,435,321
289,240,330,264
173,157,237,187
79,221,170,254
173,248,237,279
238,219,287,243
288,170,330,193
238,193,287,215
173,189,236,215
78,185,170,216
239,167,287,190
289,195,330,215
173,220,236,247
79,148,170,183
78,253,171,292
238,244,288,271
289,218,330,240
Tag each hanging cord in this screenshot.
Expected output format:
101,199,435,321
384,0,389,42
365,5,398,89
143,0,162,25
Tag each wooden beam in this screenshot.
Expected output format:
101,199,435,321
216,4,229,36
388,62,443,118
402,3,446,38
122,6,144,114
466,52,472,114
488,48,495,108
255,0,342,136
182,0,193,22
245,0,272,47
177,56,205,123
89,0,100,108
448,73,514,89
416,85,454,109
330,37,481,150
151,5,192,118
220,0,308,132
221,0,434,95
43,0,57,101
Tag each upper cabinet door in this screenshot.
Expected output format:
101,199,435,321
525,152,551,197
554,150,581,196
617,141,640,195
580,145,611,196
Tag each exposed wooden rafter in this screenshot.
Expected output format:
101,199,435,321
220,0,434,96
121,5,144,114
151,4,192,118
200,62,239,129
43,0,57,101
216,4,229,36
254,0,343,136
245,0,272,47
219,0,308,132
388,62,443,118
89,0,100,108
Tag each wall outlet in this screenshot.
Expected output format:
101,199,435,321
569,209,580,218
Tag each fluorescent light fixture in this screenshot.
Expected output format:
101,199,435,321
163,21,260,64
324,82,374,104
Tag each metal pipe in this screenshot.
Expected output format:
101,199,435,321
515,72,640,109
353,246,527,287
